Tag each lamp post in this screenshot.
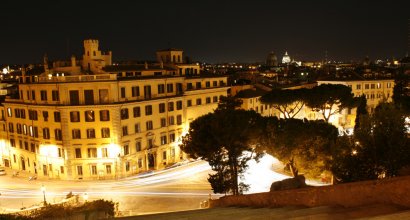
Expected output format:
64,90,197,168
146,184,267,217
83,193,88,203
41,184,47,206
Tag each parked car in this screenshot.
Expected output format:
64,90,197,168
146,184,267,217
0,167,6,176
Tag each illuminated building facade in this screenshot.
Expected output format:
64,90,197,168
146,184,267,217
0,40,228,180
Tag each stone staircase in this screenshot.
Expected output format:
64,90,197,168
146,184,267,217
115,204,409,220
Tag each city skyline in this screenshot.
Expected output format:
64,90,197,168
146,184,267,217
0,0,409,64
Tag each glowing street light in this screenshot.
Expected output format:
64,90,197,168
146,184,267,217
83,193,88,203
41,184,47,206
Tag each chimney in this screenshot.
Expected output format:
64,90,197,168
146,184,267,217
71,55,76,67
144,61,148,69
160,61,164,69
21,67,26,83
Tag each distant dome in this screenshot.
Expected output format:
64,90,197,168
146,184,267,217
266,51,278,66
282,51,291,64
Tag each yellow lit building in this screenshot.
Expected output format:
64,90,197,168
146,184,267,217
0,40,228,180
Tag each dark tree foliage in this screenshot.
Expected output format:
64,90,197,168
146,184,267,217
180,97,264,195
393,73,410,113
331,103,410,183
305,84,355,122
261,117,338,178
354,95,368,132
260,89,308,119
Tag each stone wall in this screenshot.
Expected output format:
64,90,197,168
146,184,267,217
210,175,410,208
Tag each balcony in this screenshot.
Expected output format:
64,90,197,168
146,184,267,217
25,74,117,83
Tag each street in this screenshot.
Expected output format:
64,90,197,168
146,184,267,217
0,155,308,215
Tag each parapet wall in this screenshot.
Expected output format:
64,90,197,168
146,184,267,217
210,175,410,208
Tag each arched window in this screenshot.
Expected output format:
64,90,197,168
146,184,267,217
173,55,176,62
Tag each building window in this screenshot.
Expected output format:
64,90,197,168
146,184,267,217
70,111,80,122
123,144,129,155
163,151,167,160
159,103,165,113
176,101,182,110
147,139,153,149
356,84,361,90
75,148,82,158
169,116,175,125
72,129,81,139
121,87,126,98
206,97,211,104
101,128,110,138
213,81,217,86
131,86,140,97
85,110,95,122
169,133,175,143
187,83,193,90
145,105,152,115
167,84,174,93
20,109,26,118
54,112,61,122
177,115,182,125
136,141,141,152
99,89,109,103
60,166,64,174
84,90,94,105
365,84,369,90
122,126,128,136
88,148,97,158
121,108,129,119
31,90,36,100
144,85,152,99
8,123,13,133
168,102,174,111
40,90,47,101
43,111,48,121
52,90,59,101
371,84,375,89
101,148,108,158
23,124,27,135
377,83,381,89
196,82,201,89
138,159,143,168
43,128,50,139
87,129,95,139
100,110,110,121
28,110,38,120
160,118,166,127
16,123,22,134
7,108,12,117
160,135,167,145
55,129,62,141
10,139,16,147
106,165,112,174
125,161,130,172
133,107,141,117
135,123,141,133
77,166,83,176
196,98,202,105
387,82,392,88
206,81,210,88
69,90,80,105
213,96,218,103
187,100,192,107
146,120,153,130
29,125,34,137
158,84,165,94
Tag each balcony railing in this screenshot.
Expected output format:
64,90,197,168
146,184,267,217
26,74,117,83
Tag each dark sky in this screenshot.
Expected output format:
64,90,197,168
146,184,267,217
1,0,409,64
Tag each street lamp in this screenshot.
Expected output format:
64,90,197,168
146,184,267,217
41,184,47,206
83,193,88,203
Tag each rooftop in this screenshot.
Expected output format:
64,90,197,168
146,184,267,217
235,88,267,98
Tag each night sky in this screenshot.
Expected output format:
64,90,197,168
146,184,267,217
1,0,409,64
